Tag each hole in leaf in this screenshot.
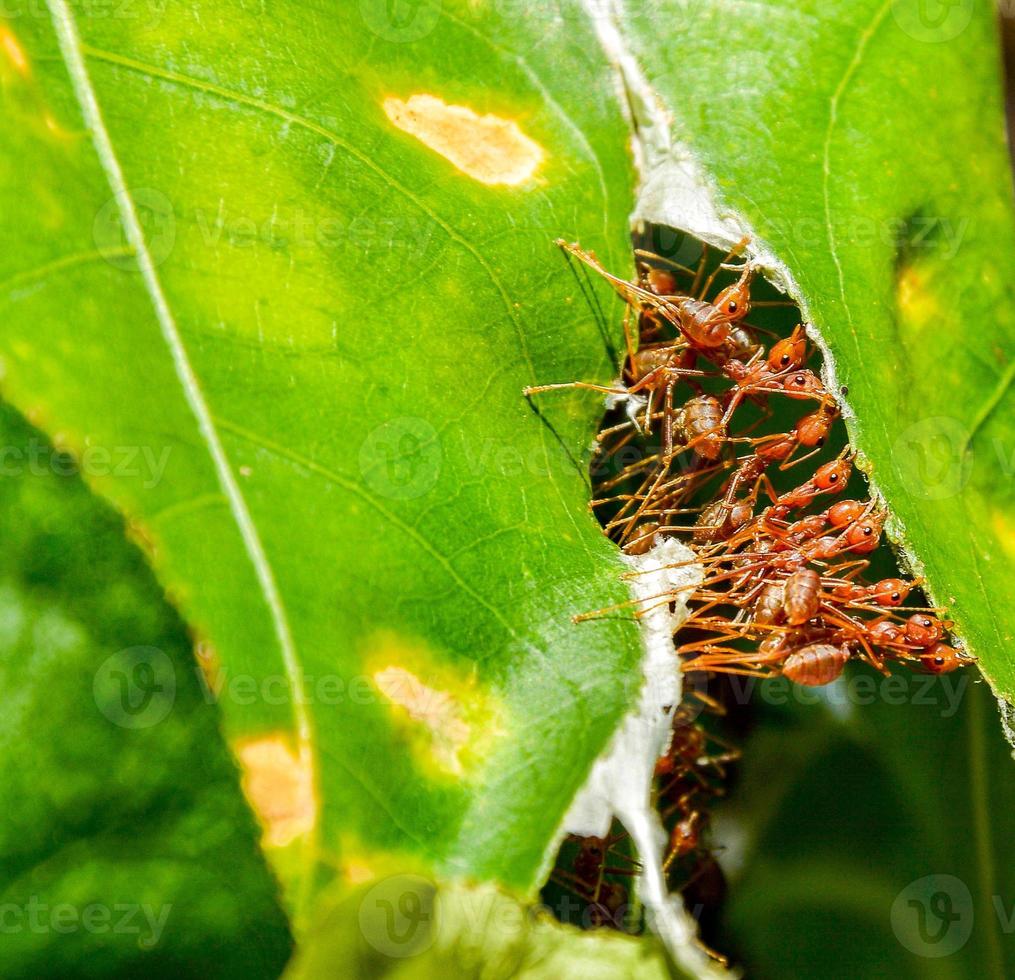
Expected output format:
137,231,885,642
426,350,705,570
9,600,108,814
536,223,967,967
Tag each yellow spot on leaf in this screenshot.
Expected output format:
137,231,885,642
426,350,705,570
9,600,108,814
896,263,940,333
0,26,29,78
0,27,76,146
383,94,543,185
41,110,76,144
366,631,506,778
993,509,1015,564
194,641,222,698
236,736,317,848
345,861,375,885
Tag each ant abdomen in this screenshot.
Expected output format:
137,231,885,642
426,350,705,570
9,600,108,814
783,568,822,625
677,395,725,460
753,581,786,626
782,644,850,687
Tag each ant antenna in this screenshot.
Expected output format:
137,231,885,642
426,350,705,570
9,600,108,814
558,241,618,364
523,391,592,491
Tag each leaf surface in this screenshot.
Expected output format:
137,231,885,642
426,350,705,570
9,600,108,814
0,404,291,977
0,0,645,917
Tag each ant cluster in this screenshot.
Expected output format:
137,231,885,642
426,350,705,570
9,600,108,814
531,231,973,947
528,235,969,686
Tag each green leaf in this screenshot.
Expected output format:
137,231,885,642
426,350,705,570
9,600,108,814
717,669,1015,977
0,0,645,920
609,0,1015,694
3,0,1013,966
0,403,291,976
286,877,677,980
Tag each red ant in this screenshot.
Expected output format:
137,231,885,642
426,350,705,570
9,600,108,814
557,237,757,354
548,829,639,931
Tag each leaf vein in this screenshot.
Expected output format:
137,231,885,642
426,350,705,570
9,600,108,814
0,247,133,298
214,414,546,661
961,356,1015,455
79,42,598,559
46,0,318,908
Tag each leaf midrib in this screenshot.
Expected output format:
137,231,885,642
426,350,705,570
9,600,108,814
45,0,318,913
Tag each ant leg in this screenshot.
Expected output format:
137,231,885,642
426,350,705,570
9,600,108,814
778,442,823,471
617,465,674,548
633,248,699,279
690,241,711,299
556,239,665,314
662,378,676,459
605,462,666,534
610,432,693,535
755,472,780,505
735,403,775,439
641,385,655,437
829,558,872,580
736,318,780,340
626,366,708,395
550,870,596,898
524,381,630,397
717,385,753,434
596,417,643,442
856,635,890,675
717,464,750,511
699,235,751,300
571,592,663,623
574,578,703,622
684,663,772,679
621,304,637,364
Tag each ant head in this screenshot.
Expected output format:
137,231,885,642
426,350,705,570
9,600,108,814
781,369,826,399
905,614,944,648
794,406,837,447
767,325,809,372
872,578,910,607
920,643,963,674
814,457,851,491
711,266,753,324
844,517,882,554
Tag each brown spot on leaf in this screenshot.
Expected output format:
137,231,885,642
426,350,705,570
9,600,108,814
236,735,316,847
383,94,543,185
365,631,506,779
374,666,471,775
